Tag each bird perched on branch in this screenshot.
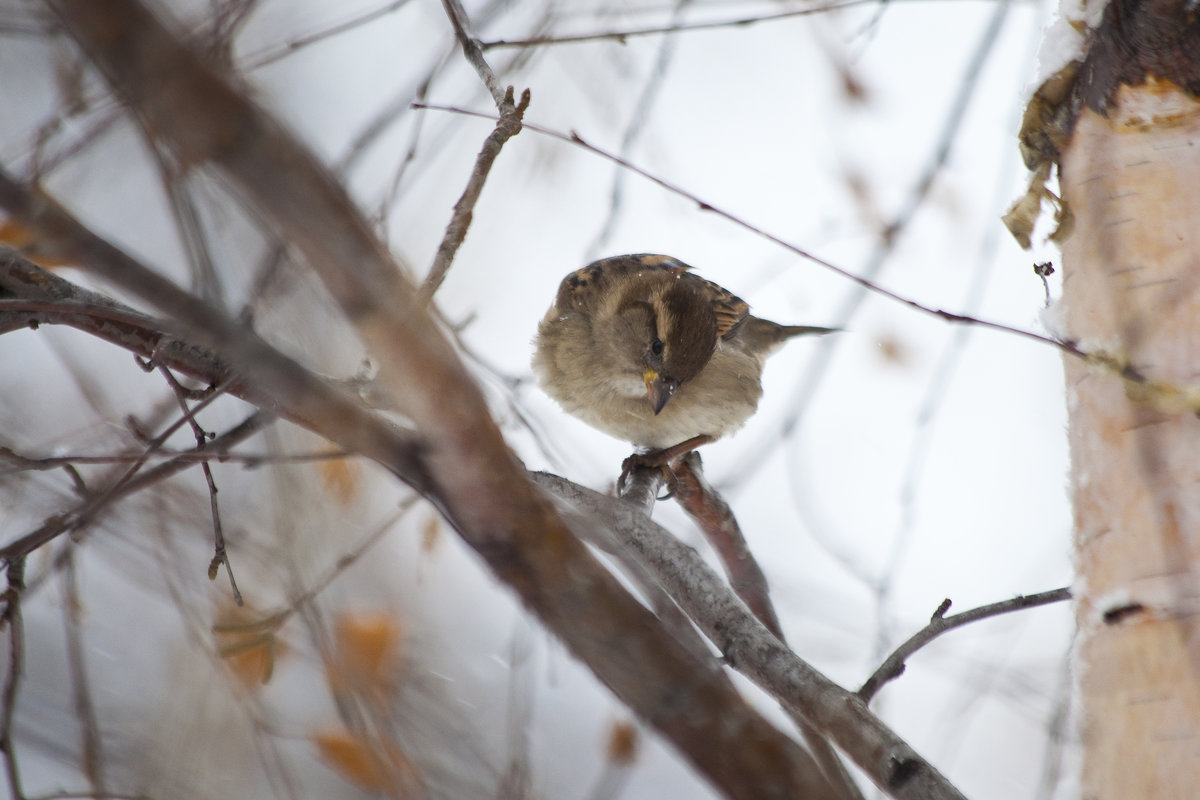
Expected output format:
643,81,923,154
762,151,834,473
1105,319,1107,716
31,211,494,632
532,254,835,452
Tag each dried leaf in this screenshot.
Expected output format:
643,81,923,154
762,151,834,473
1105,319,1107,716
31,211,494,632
313,729,419,796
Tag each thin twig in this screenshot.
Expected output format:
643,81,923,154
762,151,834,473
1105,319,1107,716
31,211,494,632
25,791,150,800
239,0,411,71
159,367,243,605
0,411,273,563
480,0,880,50
440,0,505,106
857,587,1072,702
417,86,530,305
587,0,689,258
59,552,106,794
419,0,531,303
0,445,348,472
0,557,26,800
0,446,90,494
82,374,233,518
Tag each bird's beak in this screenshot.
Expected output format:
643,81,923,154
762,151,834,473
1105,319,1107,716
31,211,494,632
643,370,678,415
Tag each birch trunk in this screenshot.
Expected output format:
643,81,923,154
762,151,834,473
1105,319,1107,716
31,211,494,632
1060,70,1200,800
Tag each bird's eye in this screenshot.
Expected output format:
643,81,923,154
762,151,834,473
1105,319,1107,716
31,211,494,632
650,338,664,355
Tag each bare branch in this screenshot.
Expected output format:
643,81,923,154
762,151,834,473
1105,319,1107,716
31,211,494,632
858,587,1072,703
59,552,106,795
671,454,866,799
0,208,432,494
417,86,530,305
531,472,967,800
0,409,273,564
672,452,783,637
6,375,239,563
0,557,26,800
539,473,719,668
440,0,505,106
480,0,880,50
158,367,242,606
417,0,531,303
0,445,348,471
240,0,411,71
616,462,666,513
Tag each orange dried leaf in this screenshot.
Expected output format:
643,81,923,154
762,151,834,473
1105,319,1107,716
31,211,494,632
213,606,288,689
327,612,404,692
319,453,360,505
420,513,441,555
0,218,75,269
313,729,419,796
220,634,279,687
605,720,639,765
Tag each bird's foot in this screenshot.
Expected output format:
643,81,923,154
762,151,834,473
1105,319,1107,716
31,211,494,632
618,435,714,501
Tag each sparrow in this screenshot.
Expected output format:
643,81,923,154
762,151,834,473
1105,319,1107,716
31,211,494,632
532,254,835,451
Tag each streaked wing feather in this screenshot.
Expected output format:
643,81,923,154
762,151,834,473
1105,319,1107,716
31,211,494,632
559,255,750,340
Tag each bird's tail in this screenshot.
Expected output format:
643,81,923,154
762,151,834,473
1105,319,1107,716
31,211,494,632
778,324,839,338
738,318,839,354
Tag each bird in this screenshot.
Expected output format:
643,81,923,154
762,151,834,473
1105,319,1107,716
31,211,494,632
532,254,835,452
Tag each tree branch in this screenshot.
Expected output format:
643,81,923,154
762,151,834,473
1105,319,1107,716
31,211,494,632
417,85,529,305
0,409,273,564
479,0,877,50
440,0,505,106
670,453,862,800
0,557,26,800
672,452,783,637
418,0,530,304
532,472,967,800
0,194,433,495
858,587,1072,703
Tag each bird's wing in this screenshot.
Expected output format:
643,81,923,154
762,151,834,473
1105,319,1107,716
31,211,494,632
634,255,751,340
688,273,749,340
557,254,750,339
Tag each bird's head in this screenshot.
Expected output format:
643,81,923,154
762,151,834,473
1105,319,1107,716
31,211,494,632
615,282,717,415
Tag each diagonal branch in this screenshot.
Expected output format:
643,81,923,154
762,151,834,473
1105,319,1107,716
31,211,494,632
672,453,783,637
441,0,505,106
418,0,530,304
0,407,273,564
858,587,1072,703
0,557,26,800
0,184,433,495
531,472,966,800
417,85,529,305
670,453,862,800
479,0,877,50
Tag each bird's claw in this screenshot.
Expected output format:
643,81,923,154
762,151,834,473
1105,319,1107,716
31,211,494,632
618,435,714,501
